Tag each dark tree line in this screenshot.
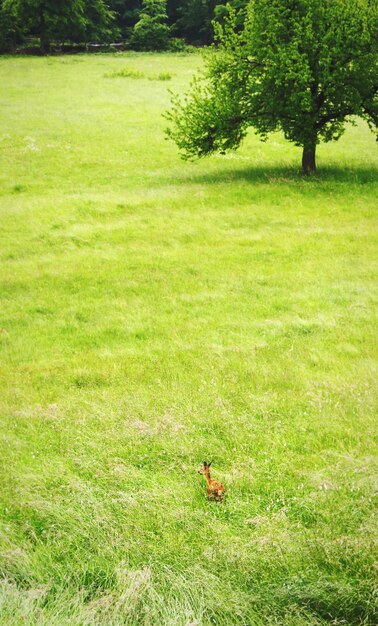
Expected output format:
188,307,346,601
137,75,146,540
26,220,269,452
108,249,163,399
0,0,247,52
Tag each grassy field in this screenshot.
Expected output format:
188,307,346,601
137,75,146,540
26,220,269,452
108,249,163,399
0,52,377,625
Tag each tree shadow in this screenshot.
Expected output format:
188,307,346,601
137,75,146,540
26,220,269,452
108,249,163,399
173,163,378,187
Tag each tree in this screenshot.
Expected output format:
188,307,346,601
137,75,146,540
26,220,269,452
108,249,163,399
0,0,23,52
4,0,116,53
130,0,169,50
83,0,118,43
4,0,81,53
168,0,244,45
109,0,142,36
213,0,248,31
175,0,216,45
166,0,378,174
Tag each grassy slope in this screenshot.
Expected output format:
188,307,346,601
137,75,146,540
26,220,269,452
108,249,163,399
0,53,377,625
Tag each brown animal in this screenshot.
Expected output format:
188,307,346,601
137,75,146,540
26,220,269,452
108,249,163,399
198,461,225,501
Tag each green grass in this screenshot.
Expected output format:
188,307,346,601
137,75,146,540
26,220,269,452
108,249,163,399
104,66,146,79
104,66,172,80
0,52,377,625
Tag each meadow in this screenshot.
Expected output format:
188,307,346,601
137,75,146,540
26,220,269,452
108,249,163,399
0,52,377,625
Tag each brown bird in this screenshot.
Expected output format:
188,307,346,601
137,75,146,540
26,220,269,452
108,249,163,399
198,461,225,501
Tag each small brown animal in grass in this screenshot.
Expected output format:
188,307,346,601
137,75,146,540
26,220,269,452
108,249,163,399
198,461,225,501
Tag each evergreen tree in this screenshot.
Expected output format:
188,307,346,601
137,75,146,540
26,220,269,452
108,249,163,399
109,0,142,35
4,0,116,52
130,0,169,50
0,0,22,51
84,0,118,42
175,0,215,44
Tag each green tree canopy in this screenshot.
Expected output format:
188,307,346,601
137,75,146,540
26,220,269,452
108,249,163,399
166,0,378,174
130,0,170,50
175,0,215,45
4,0,116,52
0,0,22,52
109,0,141,35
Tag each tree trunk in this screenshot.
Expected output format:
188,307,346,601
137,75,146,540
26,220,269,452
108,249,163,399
40,7,49,55
302,144,316,175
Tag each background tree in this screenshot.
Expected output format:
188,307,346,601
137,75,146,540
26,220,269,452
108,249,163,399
4,0,82,53
174,0,216,45
0,0,23,52
0,0,248,50
166,0,378,174
130,0,169,50
109,0,142,37
82,0,118,43
170,0,246,44
4,0,116,52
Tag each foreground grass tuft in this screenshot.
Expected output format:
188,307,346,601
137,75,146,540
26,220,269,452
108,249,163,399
0,52,377,625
